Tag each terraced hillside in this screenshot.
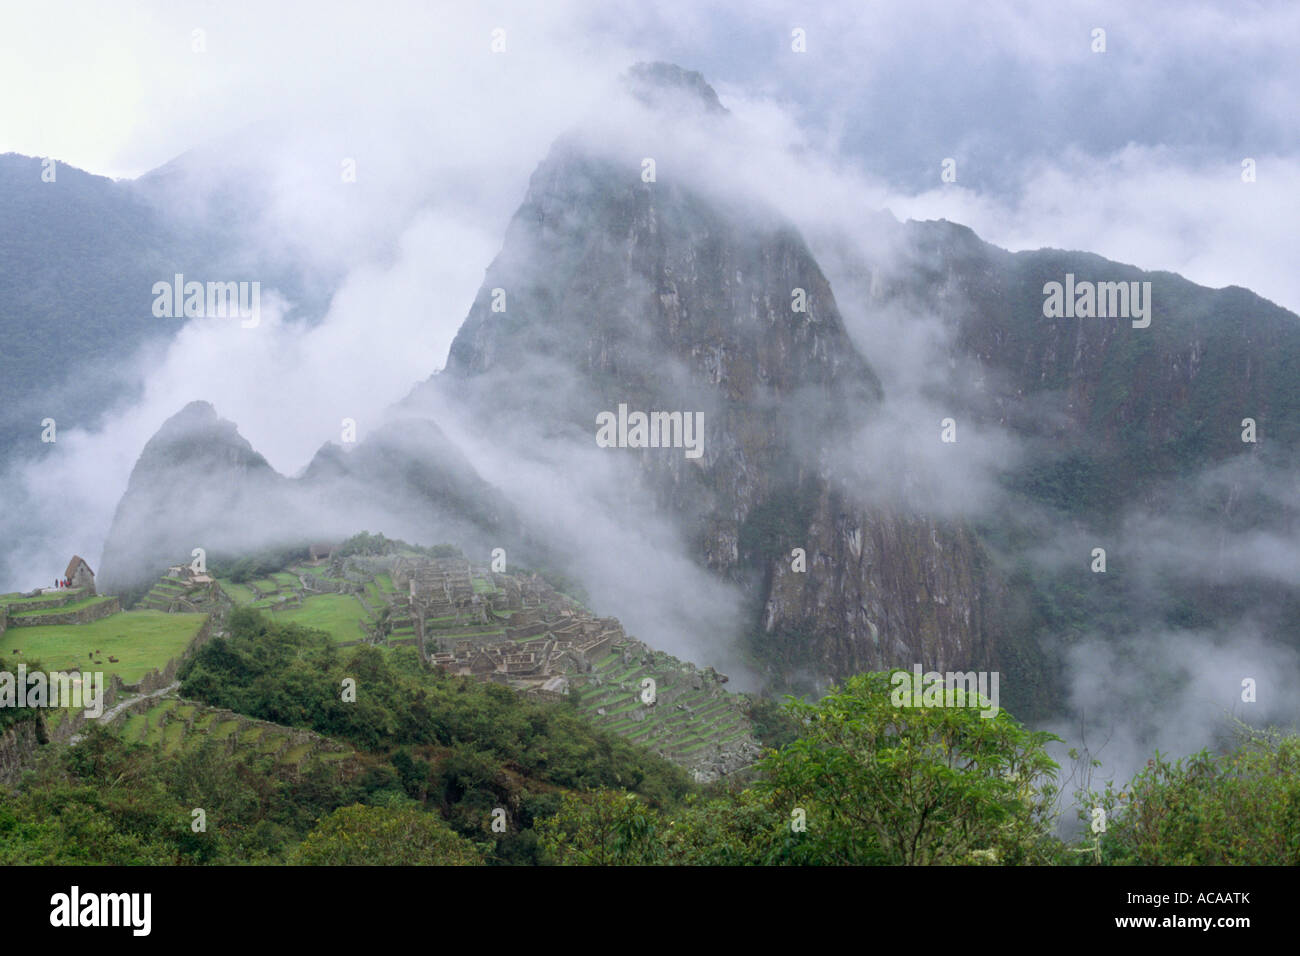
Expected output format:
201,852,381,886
1,587,92,613
207,546,764,782
113,694,359,775
0,590,119,626
216,565,375,643
571,641,762,780
137,575,224,613
11,547,764,782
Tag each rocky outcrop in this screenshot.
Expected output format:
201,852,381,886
0,718,43,785
438,63,1003,690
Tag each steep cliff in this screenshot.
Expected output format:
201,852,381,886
439,64,1008,694
96,65,1300,716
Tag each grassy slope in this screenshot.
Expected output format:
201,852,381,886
0,609,206,683
8,594,116,618
270,593,371,643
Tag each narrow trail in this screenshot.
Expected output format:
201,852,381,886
69,680,180,745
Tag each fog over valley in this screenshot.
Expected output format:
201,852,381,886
1,1,1297,876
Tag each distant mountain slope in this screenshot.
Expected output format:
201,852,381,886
98,401,285,593
0,149,340,463
98,402,538,595
874,220,1300,479
0,154,188,452
819,217,1300,709
91,65,1299,717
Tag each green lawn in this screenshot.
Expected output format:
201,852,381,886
271,593,371,643
9,594,116,618
217,580,257,605
1,588,89,610
294,566,345,584
5,593,103,615
121,713,149,743
376,574,396,593
0,610,207,683
282,742,314,764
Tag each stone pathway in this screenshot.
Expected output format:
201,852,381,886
68,681,180,745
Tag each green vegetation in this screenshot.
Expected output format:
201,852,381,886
544,671,1060,864
210,544,311,584
541,673,1300,866
1080,726,1300,865
334,531,463,561
293,805,484,865
1,589,88,609
3,643,1296,865
7,594,115,618
179,609,689,799
0,727,364,864
271,593,371,643
216,579,256,605
0,609,206,683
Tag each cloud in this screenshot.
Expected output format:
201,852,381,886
1045,623,1300,834
1,0,1297,803
887,146,1300,314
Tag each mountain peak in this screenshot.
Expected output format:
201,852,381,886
167,399,219,423
142,400,270,472
622,62,728,116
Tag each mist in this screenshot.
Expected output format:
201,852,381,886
1,0,1297,814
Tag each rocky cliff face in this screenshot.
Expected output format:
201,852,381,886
97,64,1300,712
864,220,1300,474
815,215,1300,714
439,64,1007,692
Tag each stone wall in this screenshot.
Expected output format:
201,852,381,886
0,590,86,614
41,676,126,746
122,614,215,695
301,575,351,595
579,630,619,666
0,719,44,785
8,597,121,628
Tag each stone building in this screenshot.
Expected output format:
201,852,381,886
64,556,96,594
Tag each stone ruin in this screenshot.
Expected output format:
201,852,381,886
389,556,623,691
336,554,763,782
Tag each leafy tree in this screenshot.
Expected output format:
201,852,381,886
756,671,1061,864
293,804,484,865
1081,726,1300,865
537,790,668,865
541,672,1062,866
